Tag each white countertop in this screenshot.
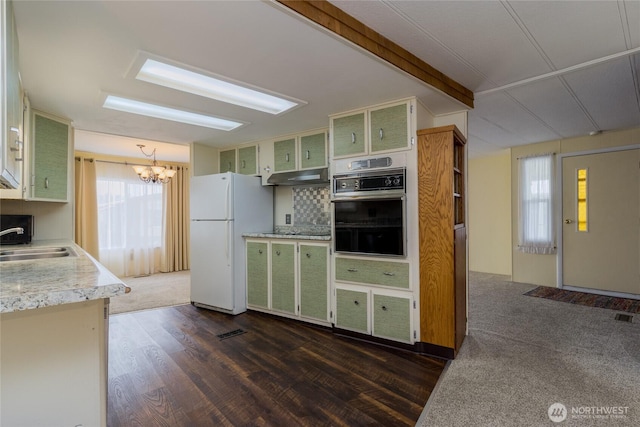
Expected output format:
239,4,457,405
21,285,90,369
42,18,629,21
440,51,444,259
0,240,130,314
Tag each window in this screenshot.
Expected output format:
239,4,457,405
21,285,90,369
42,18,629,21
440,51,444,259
96,161,163,276
518,154,556,254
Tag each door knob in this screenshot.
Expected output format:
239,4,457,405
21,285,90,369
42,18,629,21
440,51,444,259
564,219,573,224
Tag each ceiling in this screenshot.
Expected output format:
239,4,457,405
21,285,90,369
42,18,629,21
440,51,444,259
12,1,640,160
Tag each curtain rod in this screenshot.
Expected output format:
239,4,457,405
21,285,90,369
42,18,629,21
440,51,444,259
75,157,188,169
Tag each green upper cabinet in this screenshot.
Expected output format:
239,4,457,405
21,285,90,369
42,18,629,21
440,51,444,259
32,112,70,202
219,149,236,173
369,103,409,153
271,242,296,314
332,112,366,158
330,98,415,160
246,241,269,309
299,132,327,170
273,138,296,172
299,244,329,321
238,145,257,175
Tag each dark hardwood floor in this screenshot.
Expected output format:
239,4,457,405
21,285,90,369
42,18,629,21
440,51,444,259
108,305,446,426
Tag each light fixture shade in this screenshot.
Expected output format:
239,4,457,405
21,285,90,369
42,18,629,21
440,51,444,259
165,169,177,178
103,95,244,131
137,59,301,115
151,165,166,175
132,165,148,175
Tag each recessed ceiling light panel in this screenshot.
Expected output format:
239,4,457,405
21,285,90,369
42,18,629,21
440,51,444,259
102,95,244,131
136,58,303,115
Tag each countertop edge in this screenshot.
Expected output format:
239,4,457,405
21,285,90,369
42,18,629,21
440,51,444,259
0,241,130,314
243,232,331,241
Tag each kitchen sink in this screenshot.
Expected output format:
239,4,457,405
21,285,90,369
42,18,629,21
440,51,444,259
0,246,76,262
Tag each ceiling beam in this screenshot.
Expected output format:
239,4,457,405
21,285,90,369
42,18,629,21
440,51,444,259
275,0,474,108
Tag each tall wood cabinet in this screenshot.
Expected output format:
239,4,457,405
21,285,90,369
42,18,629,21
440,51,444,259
417,125,467,357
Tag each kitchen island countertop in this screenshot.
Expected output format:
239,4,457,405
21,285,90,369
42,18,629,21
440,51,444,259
0,240,130,314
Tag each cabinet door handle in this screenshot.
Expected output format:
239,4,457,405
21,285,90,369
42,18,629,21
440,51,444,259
351,132,356,144
306,150,310,160
228,161,232,171
383,272,395,276
242,160,246,169
44,178,49,189
354,300,359,306
381,305,388,311
276,250,281,256
379,128,384,140
347,268,358,272
258,249,263,254
306,253,311,258
285,153,290,163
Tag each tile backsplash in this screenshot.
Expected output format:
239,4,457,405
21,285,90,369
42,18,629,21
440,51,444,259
293,185,331,226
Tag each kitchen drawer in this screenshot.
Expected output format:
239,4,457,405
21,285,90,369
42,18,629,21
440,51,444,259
335,257,409,289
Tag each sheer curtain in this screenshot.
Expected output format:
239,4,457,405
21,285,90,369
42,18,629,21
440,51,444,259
95,161,163,277
518,153,556,254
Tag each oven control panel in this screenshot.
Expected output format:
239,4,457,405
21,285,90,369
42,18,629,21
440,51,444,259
333,168,405,194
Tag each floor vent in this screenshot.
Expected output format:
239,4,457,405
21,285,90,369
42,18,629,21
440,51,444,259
615,313,633,323
217,329,246,340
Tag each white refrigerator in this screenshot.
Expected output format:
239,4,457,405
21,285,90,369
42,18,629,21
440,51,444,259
190,172,273,314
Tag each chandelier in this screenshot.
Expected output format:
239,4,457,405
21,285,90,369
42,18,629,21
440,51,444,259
132,144,177,184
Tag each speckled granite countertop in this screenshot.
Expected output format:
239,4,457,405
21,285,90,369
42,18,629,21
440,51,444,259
243,232,331,241
0,240,130,314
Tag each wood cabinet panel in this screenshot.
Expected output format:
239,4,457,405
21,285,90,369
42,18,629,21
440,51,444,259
372,293,411,342
238,146,257,175
332,112,366,158
219,149,236,173
299,132,326,170
369,103,408,153
32,113,69,201
335,288,368,333
417,125,466,354
270,242,296,314
299,244,328,321
274,138,296,172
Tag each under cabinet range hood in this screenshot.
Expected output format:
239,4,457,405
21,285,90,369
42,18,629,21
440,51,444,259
267,168,329,185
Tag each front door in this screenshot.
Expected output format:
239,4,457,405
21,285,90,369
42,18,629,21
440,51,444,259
562,149,640,295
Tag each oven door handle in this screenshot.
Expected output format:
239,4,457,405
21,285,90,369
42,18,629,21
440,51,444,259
331,194,406,202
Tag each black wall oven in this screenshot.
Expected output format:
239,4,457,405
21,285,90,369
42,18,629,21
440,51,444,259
333,168,406,257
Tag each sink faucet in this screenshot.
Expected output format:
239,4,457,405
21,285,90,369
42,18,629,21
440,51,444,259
0,227,24,237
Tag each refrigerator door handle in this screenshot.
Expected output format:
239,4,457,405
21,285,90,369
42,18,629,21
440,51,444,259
225,221,230,265
225,179,231,220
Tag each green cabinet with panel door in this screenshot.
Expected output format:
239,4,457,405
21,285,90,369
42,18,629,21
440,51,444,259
237,146,257,175
246,241,269,308
273,138,296,172
32,111,70,201
219,149,236,173
335,288,368,334
270,242,296,314
372,292,412,342
299,243,328,321
299,132,327,170
332,112,366,158
369,103,409,153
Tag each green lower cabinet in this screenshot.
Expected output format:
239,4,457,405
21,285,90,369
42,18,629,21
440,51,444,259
372,293,412,342
246,242,269,308
335,288,368,333
271,242,296,314
299,244,328,321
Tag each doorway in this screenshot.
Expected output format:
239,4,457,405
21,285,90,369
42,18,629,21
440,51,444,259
560,147,640,297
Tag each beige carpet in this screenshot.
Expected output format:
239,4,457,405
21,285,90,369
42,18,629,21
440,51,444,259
109,270,191,315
